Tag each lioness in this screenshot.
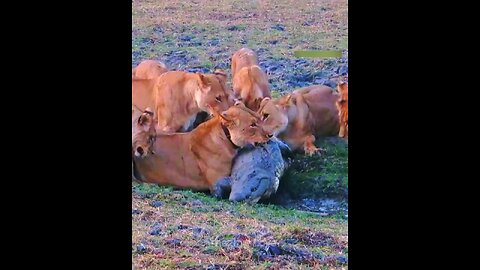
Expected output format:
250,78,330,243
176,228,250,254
258,85,340,155
132,70,234,133
132,106,156,154
131,103,272,193
336,81,348,139
231,48,258,77
231,48,270,111
132,60,168,79
132,106,156,182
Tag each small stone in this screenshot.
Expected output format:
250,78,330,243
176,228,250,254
165,239,181,246
208,39,220,46
136,244,146,254
267,245,283,256
192,227,206,235
149,227,161,235
191,200,203,206
179,35,192,41
285,238,298,244
337,255,348,264
150,200,162,208
234,234,250,242
271,24,286,31
177,224,189,230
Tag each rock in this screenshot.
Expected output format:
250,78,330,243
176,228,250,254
179,35,192,41
271,24,286,31
191,200,203,206
234,234,250,242
192,227,207,236
189,41,202,46
173,50,186,56
295,59,308,65
284,238,298,244
236,224,245,230
177,224,189,230
132,209,142,215
150,200,162,208
208,39,220,46
267,245,283,256
149,228,161,235
337,255,348,264
185,67,210,74
136,243,146,254
149,224,162,235
165,239,181,246
153,26,163,33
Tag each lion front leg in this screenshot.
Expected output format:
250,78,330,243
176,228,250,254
303,134,324,156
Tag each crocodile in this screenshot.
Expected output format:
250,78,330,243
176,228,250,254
213,138,292,204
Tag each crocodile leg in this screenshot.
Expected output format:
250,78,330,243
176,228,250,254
211,176,232,199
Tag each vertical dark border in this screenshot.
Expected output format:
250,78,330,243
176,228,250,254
5,1,134,268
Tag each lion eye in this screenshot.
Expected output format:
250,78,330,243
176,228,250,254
215,96,222,102
262,113,270,120
250,122,257,128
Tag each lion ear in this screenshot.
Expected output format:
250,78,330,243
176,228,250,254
285,95,292,103
260,97,270,106
137,109,154,126
220,111,231,121
137,114,149,126
284,94,296,106
197,73,210,90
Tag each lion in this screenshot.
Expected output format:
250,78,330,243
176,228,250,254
132,60,168,79
231,48,270,111
132,70,235,133
258,85,340,155
131,103,272,193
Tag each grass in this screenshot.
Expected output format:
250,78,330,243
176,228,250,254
132,0,348,268
132,184,348,269
280,138,348,199
132,0,348,67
